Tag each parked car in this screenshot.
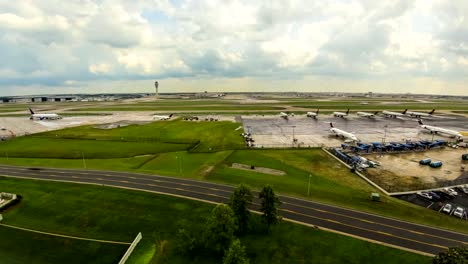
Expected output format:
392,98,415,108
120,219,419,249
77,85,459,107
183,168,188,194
461,185,468,194
429,191,442,201
444,188,458,197
453,207,465,218
442,203,453,214
417,192,432,200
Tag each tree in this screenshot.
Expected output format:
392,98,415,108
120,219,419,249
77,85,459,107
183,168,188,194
223,239,250,264
175,227,197,255
258,185,282,232
229,184,253,234
433,247,468,264
203,204,238,253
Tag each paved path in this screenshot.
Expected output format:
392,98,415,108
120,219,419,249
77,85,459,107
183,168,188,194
1,164,467,256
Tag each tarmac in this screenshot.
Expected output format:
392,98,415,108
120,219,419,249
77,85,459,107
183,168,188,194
242,114,468,147
1,164,467,256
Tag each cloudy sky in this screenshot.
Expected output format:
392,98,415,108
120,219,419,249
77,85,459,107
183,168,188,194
0,0,467,96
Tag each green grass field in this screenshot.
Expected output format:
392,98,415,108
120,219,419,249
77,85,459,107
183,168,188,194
0,177,430,264
0,225,126,264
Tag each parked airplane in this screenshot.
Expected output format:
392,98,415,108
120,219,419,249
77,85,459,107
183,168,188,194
357,111,379,118
153,114,174,120
333,109,350,118
418,120,463,139
382,109,407,118
406,109,436,118
306,109,319,119
329,123,358,141
280,112,290,120
29,108,62,120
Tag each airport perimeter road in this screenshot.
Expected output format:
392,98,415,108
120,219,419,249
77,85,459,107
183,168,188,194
1,165,467,256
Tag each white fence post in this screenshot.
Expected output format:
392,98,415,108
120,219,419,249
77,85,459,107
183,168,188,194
118,232,142,264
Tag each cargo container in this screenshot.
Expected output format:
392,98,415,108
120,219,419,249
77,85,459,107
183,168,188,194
419,158,431,165
429,161,443,168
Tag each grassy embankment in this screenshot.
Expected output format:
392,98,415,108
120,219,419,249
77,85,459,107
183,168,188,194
0,120,466,233
0,177,430,264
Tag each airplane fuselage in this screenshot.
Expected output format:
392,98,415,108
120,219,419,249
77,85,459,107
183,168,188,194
30,114,62,120
420,125,462,138
382,111,405,118
357,111,376,118
330,128,358,141
333,112,347,117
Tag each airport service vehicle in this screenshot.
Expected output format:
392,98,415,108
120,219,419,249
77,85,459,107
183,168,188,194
417,192,432,200
153,114,174,120
306,109,319,119
453,207,465,218
329,123,358,142
442,203,453,214
406,109,436,118
382,109,407,118
418,120,463,139
29,108,62,120
356,111,379,118
333,109,350,118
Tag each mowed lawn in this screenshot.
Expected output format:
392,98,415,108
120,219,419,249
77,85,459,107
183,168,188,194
0,119,244,159
0,177,430,264
0,226,126,264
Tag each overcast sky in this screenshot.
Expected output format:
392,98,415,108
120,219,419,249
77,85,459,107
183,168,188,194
1,0,467,96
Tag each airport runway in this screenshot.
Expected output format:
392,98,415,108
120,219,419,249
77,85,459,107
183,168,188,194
0,164,467,256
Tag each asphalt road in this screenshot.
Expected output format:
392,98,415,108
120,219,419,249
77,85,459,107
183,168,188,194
1,164,467,256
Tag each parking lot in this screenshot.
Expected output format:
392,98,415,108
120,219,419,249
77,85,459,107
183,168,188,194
397,187,468,220
241,114,468,147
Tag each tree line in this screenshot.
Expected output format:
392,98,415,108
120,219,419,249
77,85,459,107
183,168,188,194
176,184,281,264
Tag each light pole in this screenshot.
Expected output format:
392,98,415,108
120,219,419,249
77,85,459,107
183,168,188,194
292,125,296,144
82,152,87,169
382,125,388,144
307,174,312,196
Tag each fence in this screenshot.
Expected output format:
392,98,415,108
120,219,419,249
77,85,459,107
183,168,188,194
118,232,142,264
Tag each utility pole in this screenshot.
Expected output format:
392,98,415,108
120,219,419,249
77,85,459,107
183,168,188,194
307,174,312,196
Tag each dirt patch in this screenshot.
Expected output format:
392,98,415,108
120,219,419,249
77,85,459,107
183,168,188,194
94,121,150,130
231,163,286,176
199,165,215,177
364,148,468,191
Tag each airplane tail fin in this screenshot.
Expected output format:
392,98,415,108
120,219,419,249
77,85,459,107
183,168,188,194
28,108,35,115
374,111,379,115
329,122,334,128
169,114,174,118
402,109,407,114
429,109,435,115
346,109,350,115
316,108,320,114
418,119,423,125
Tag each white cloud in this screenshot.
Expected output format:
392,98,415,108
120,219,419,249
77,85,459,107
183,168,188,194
0,0,467,95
